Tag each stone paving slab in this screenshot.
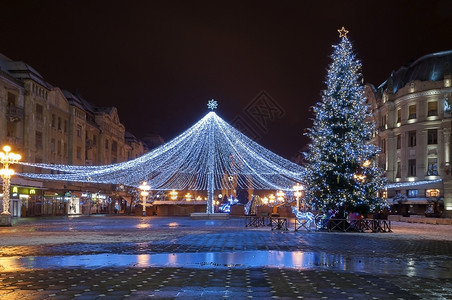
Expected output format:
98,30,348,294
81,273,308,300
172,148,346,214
1,267,450,299
0,216,452,298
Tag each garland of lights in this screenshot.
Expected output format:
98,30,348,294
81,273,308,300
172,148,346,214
18,104,305,213
386,179,442,189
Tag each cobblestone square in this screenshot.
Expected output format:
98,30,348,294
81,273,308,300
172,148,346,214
0,215,451,299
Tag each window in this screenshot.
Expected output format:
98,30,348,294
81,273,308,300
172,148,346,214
57,140,62,155
407,189,418,198
76,125,82,137
396,135,401,149
36,104,43,121
408,131,416,147
112,141,118,155
428,101,438,116
427,158,438,176
408,159,416,177
51,114,56,128
51,138,56,153
35,131,43,149
428,129,438,144
8,92,16,105
76,146,81,159
408,104,416,119
381,139,386,153
396,161,401,178
381,114,387,128
397,108,401,123
57,117,62,130
426,189,440,197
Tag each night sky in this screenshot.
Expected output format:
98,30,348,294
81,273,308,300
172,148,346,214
1,0,452,160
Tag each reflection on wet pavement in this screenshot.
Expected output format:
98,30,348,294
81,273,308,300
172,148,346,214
1,250,451,279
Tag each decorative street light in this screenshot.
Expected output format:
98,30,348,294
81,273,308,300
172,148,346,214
169,190,178,200
139,181,150,216
268,194,276,205
185,192,192,201
293,183,304,211
0,145,21,226
276,190,285,202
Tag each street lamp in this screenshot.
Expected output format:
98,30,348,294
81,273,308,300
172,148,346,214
0,145,21,226
276,190,285,202
293,183,304,211
185,192,192,201
139,181,150,216
169,190,178,200
268,194,275,205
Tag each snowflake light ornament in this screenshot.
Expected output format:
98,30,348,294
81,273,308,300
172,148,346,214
207,99,218,110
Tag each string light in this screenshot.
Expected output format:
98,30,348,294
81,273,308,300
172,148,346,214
386,179,442,189
18,111,305,199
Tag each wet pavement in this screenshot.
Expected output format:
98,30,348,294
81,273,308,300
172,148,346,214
0,215,451,299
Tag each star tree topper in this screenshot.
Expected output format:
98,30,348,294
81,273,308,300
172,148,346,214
207,99,218,110
338,26,349,38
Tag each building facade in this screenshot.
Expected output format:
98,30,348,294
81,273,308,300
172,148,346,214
367,51,452,218
0,53,148,217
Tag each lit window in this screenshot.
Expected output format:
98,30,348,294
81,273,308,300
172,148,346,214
427,158,438,176
428,101,438,116
426,189,440,197
407,189,418,198
408,104,416,119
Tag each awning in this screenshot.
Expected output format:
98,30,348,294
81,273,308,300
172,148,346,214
153,200,207,205
121,196,133,204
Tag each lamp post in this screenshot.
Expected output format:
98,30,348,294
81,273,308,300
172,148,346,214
169,190,178,200
293,183,303,211
139,181,150,216
276,190,285,203
0,145,21,226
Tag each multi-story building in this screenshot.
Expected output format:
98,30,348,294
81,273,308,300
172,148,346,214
367,50,452,218
0,53,147,217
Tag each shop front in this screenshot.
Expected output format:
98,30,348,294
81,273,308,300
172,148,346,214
0,185,44,217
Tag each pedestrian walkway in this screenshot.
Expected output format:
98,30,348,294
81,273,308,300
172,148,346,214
0,215,451,299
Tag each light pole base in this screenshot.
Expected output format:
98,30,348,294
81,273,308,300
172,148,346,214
0,214,12,226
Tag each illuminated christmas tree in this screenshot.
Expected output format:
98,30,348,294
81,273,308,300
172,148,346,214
304,27,386,215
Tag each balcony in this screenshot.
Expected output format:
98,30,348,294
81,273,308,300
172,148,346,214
7,105,24,122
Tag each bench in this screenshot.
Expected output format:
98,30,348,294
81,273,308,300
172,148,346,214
245,213,270,227
328,218,392,233
270,217,288,231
